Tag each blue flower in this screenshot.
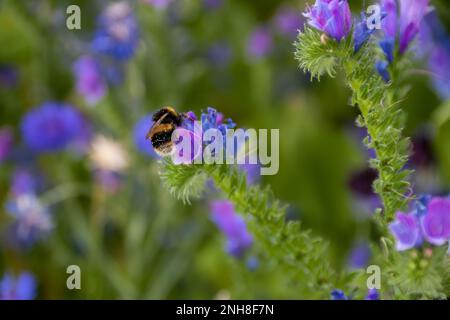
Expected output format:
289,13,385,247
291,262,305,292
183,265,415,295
347,241,371,269
365,289,380,300
331,289,348,300
353,12,384,53
133,114,158,158
91,2,139,61
303,0,352,42
375,60,390,83
6,194,53,246
0,272,37,300
210,200,253,258
21,102,85,153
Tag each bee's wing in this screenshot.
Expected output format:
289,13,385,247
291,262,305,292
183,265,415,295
146,112,169,140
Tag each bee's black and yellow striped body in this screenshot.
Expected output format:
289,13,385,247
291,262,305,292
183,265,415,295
146,107,183,156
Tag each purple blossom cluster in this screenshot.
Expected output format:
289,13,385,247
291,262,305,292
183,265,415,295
210,200,253,258
73,2,139,105
303,0,351,42
247,6,302,60
389,196,450,251
376,0,430,82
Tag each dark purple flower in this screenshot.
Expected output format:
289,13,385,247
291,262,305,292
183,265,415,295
0,65,18,88
389,212,420,251
207,42,232,68
0,272,36,300
421,198,450,246
375,60,390,83
274,7,303,37
331,289,348,300
247,27,273,59
73,56,106,105
133,114,158,158
347,241,371,269
21,102,85,153
365,289,380,300
203,0,223,10
303,0,352,42
0,127,13,162
210,200,252,258
91,2,139,61
410,133,435,168
10,169,36,197
348,168,377,198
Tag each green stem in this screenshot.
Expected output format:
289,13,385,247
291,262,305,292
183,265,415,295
341,56,412,223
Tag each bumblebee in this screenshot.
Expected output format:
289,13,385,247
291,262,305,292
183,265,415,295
146,107,184,157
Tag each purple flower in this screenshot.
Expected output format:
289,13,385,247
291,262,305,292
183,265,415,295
91,2,139,61
21,102,85,153
398,0,430,54
95,170,123,194
389,212,420,251
0,127,13,162
347,241,371,269
428,44,450,100
0,272,36,300
6,194,53,245
303,0,352,42
365,289,380,300
10,169,36,197
274,7,303,37
203,0,223,10
133,114,158,158
238,163,261,185
0,65,18,88
207,42,232,68
421,198,450,246
172,107,235,164
331,289,348,300
380,0,397,39
247,27,273,59
144,0,172,9
210,200,253,258
380,0,430,57
73,56,106,105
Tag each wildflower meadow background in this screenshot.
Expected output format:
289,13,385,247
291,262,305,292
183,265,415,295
0,0,449,300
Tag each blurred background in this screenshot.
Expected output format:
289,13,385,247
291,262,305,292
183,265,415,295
0,0,449,299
